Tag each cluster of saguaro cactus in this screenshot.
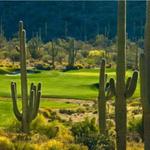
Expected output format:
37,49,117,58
98,58,115,134
11,21,41,133
98,1,138,150
139,1,150,150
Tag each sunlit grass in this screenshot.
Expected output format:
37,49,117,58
0,68,140,100
0,98,78,127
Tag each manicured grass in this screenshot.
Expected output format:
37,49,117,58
0,99,78,127
0,68,140,100
0,68,140,127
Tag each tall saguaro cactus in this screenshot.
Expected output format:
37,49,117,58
140,1,150,150
98,58,115,134
68,38,77,68
11,21,41,133
51,40,58,69
109,1,138,149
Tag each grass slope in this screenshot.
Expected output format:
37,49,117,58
0,99,78,127
0,68,140,100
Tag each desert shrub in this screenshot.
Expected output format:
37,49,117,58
66,144,88,150
0,68,10,74
40,109,51,118
41,139,64,150
59,109,76,115
31,115,59,138
94,134,115,150
30,133,48,144
35,63,51,70
129,101,141,107
0,136,14,150
127,142,144,150
51,121,74,143
31,115,73,142
128,116,144,141
76,107,86,114
39,109,61,121
7,119,21,132
75,63,84,69
49,111,61,122
71,118,97,149
14,142,40,150
63,65,79,72
71,118,115,150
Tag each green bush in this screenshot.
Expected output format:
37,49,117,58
128,116,144,141
95,134,115,150
35,63,51,70
0,136,14,150
71,118,115,150
7,119,21,132
66,144,88,150
14,142,39,150
0,68,10,74
31,115,59,138
71,118,97,150
59,109,76,115
41,140,64,150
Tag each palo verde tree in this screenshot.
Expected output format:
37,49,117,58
139,1,150,149
10,21,42,133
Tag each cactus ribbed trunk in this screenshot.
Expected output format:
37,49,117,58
116,1,126,150
98,59,116,135
19,21,29,133
143,1,150,149
68,39,75,67
98,59,106,134
11,21,41,133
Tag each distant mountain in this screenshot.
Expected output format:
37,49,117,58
0,1,146,41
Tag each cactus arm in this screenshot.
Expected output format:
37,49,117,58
16,46,20,52
35,90,41,115
11,82,22,121
125,77,131,91
29,83,34,109
28,83,34,122
109,78,116,96
32,83,41,120
105,78,116,100
125,71,138,98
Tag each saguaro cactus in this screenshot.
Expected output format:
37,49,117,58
98,58,115,134
51,40,58,69
10,21,41,133
109,1,138,150
68,38,77,68
139,1,150,150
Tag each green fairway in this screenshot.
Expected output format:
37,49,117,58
0,68,140,100
0,68,140,127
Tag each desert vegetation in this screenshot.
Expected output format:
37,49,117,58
0,0,148,150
